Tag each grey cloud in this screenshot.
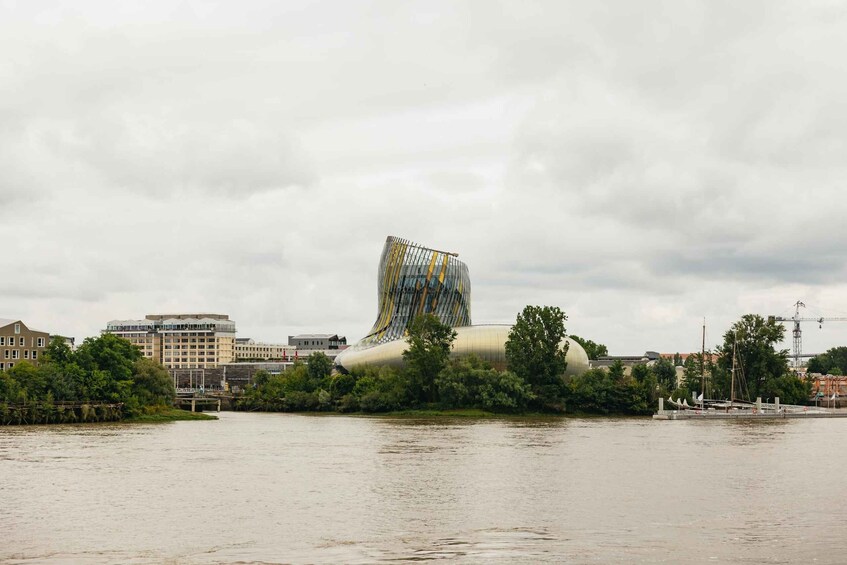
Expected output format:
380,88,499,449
5,1,847,355
75,117,315,196
427,170,487,193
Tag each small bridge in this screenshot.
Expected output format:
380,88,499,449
174,389,223,412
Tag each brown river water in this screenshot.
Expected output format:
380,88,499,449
1,411,846,564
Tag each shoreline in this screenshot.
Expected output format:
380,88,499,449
124,407,218,422
0,407,218,427
235,407,648,419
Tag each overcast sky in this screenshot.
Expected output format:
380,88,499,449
3,0,847,355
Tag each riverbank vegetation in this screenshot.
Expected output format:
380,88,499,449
125,406,217,422
237,309,815,417
807,346,847,376
675,314,811,406
0,334,177,425
238,306,664,416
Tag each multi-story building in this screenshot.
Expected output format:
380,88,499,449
0,318,50,371
234,338,296,361
288,334,347,351
104,314,236,369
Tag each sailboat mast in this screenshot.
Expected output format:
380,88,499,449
730,331,737,406
700,317,706,401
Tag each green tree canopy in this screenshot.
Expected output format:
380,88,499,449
714,314,790,401
0,333,175,421
505,305,568,409
131,358,176,409
43,337,73,365
75,333,142,383
807,347,847,375
653,357,678,393
402,313,457,404
682,352,714,397
307,351,334,382
568,335,608,360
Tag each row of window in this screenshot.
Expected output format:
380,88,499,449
0,337,46,347
3,350,38,360
0,362,16,370
160,330,232,336
164,358,216,363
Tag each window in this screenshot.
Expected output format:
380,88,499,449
23,350,29,359
0,363,3,370
8,362,12,369
14,324,20,334
0,337,4,346
19,337,24,346
12,350,19,359
37,337,45,348
32,351,37,360
3,350,8,359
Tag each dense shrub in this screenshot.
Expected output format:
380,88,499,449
238,350,665,416
0,335,176,423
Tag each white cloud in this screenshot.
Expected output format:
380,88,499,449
3,0,847,356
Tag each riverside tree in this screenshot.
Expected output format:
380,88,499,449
713,314,808,403
505,305,569,410
0,335,176,424
807,347,847,375
307,351,334,382
682,352,713,397
402,313,457,404
653,357,678,393
568,335,608,360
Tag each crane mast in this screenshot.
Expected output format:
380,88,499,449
769,300,847,368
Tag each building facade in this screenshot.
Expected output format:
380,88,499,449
235,338,296,361
335,236,589,374
287,334,347,350
104,314,236,369
0,318,50,371
356,236,471,349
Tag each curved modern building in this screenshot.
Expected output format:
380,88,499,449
356,236,471,348
336,236,589,376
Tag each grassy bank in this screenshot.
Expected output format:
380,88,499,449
124,407,218,423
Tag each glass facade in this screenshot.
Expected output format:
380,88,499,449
336,236,590,375
354,236,471,349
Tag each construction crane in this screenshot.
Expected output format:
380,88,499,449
769,301,847,368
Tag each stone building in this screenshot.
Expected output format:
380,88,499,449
0,318,50,371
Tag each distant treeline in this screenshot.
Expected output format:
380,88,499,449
235,354,670,416
237,307,667,416
237,309,815,416
0,334,176,425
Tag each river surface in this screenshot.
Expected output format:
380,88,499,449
1,412,846,564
